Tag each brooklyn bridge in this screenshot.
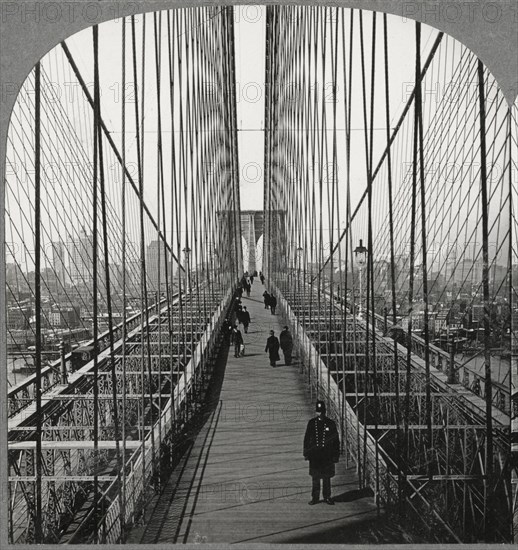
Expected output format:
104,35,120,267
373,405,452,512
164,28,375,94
1,2,517,546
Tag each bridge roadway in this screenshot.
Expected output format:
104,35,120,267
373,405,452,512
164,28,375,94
127,281,388,544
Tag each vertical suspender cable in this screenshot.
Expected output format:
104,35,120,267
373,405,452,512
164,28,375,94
138,13,158,491
153,10,164,491
120,16,128,535
318,6,328,405
96,23,122,534
329,6,342,446
92,24,100,542
366,12,380,512
130,13,147,502
477,58,493,542
141,11,153,480
34,61,43,544
167,10,179,437
415,23,433,479
383,13,402,509
358,8,371,490
343,9,363,482
404,23,420,479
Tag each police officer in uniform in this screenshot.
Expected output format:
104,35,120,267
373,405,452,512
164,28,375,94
303,400,340,505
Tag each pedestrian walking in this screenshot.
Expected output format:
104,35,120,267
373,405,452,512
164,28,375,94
265,330,280,367
250,275,254,284
222,318,232,345
237,306,245,326
263,291,270,309
303,400,340,505
279,325,293,365
229,323,237,344
270,294,277,314
241,306,251,334
232,326,244,358
260,272,265,285
245,281,251,297
233,298,242,324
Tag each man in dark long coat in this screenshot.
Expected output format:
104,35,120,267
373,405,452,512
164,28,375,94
264,330,280,367
222,318,232,345
279,325,293,365
241,306,251,334
303,400,340,505
232,326,244,358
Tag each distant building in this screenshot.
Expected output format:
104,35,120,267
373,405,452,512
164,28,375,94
6,263,28,297
7,306,32,329
451,258,483,286
435,312,448,333
490,264,509,290
68,229,93,284
146,240,168,290
472,304,484,322
404,310,438,333
52,241,68,288
373,260,390,294
49,307,81,328
393,255,409,293
449,302,461,323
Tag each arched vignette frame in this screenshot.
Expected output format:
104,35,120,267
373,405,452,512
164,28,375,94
0,0,517,547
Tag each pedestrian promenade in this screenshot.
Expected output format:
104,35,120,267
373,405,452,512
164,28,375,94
128,280,382,544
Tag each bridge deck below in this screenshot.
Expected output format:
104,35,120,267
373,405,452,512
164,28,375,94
128,281,383,544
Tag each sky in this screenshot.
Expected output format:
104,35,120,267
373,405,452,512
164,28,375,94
56,5,439,215
4,5,512,274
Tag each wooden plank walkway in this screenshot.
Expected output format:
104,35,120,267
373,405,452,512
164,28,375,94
128,280,382,544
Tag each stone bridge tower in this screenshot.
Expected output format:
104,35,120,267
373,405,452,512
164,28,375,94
240,210,264,274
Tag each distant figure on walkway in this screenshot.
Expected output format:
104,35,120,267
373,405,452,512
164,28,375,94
270,294,277,315
263,291,271,309
232,326,244,358
250,275,254,284
236,307,244,326
265,330,280,367
279,325,293,365
260,272,265,285
303,400,340,505
223,318,232,344
241,306,251,333
245,281,251,297
229,323,238,344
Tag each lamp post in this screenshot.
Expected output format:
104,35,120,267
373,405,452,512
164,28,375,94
183,246,191,294
354,239,368,318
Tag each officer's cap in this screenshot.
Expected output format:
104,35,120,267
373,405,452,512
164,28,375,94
315,400,326,413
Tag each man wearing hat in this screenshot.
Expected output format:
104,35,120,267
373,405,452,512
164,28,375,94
279,325,293,365
264,330,280,367
303,400,340,505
